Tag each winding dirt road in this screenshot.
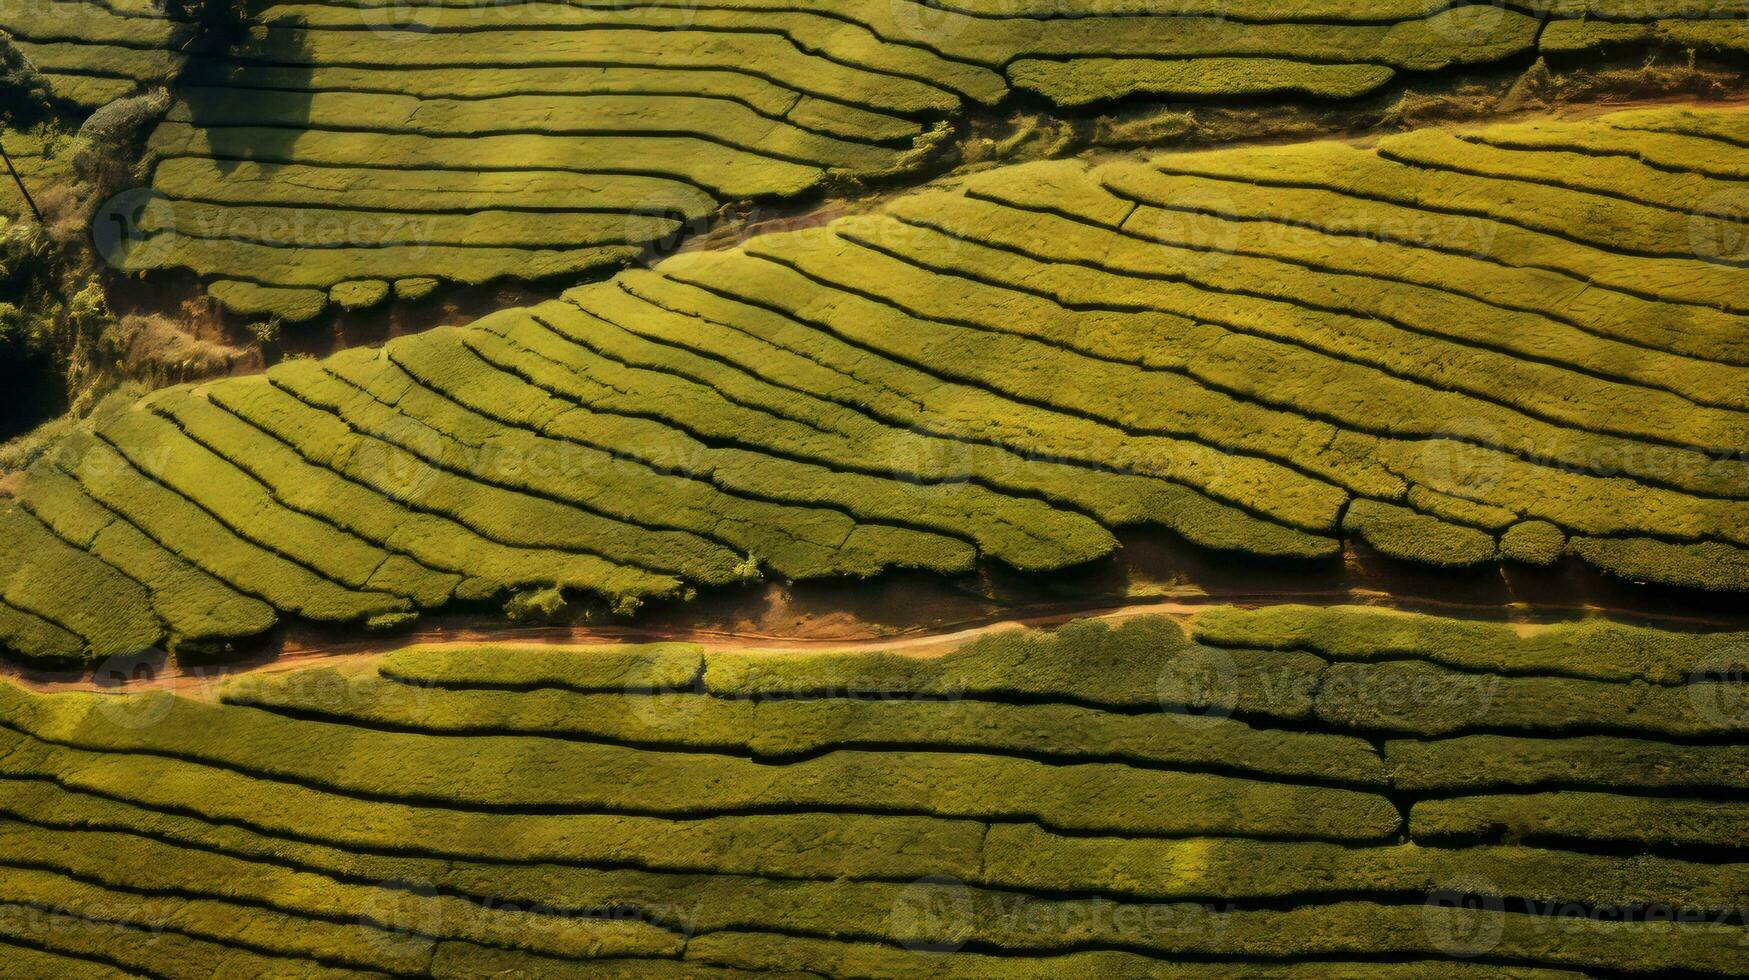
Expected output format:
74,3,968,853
6,585,1744,698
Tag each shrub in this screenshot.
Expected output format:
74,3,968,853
0,36,50,125
1500,520,1566,566
505,585,567,622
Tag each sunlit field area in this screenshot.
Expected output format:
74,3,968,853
3,1,1749,976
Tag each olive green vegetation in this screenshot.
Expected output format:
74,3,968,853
0,4,250,449
1388,733,1749,793
0,685,1399,840
1412,791,1749,851
1342,499,1497,568
1190,604,1749,684
0,2,188,109
1009,59,1399,107
0,607,1746,975
1500,520,1566,565
88,0,1749,317
7,104,1749,661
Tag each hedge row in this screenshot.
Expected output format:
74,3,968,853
121,0,1744,314
9,109,1749,662
886,173,1749,492
4,602,1749,974
1190,604,1749,685
592,272,1336,559
0,685,1401,840
259,609,1749,745
0,0,185,105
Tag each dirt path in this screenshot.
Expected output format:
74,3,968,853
6,587,1743,698
0,596,1213,698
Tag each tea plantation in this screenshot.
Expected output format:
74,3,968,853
53,0,1749,316
1,608,1746,976
4,105,1749,662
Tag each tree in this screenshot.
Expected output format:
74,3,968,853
0,35,50,126
162,0,249,56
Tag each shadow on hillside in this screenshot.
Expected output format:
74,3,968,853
177,23,316,177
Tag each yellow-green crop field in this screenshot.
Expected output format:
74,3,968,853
6,1,1749,975
5,0,1732,315
0,0,186,110
6,104,1749,662
0,607,1747,976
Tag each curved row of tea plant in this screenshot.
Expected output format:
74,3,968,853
0,608,1745,976
105,0,1749,317
5,105,1749,662
0,0,190,109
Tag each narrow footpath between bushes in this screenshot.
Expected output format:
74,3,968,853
6,585,1744,698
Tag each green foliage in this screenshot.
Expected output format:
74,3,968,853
0,607,1746,973
1413,791,1749,851
1568,535,1749,592
8,103,1749,661
0,504,160,661
0,682,1397,840
72,90,169,183
245,315,279,346
329,279,389,311
1343,499,1497,568
1191,604,1749,685
505,585,567,622
16,462,277,643
1389,732,1749,793
0,36,50,125
109,0,1740,319
1500,520,1566,565
1011,57,1395,106
239,621,1378,786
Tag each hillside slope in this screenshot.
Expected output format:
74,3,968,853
5,105,1749,663
0,607,1746,975
86,0,1749,317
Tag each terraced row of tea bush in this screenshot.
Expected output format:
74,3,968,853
6,104,1749,662
109,0,1749,317
0,128,72,214
0,607,1745,976
0,0,190,109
